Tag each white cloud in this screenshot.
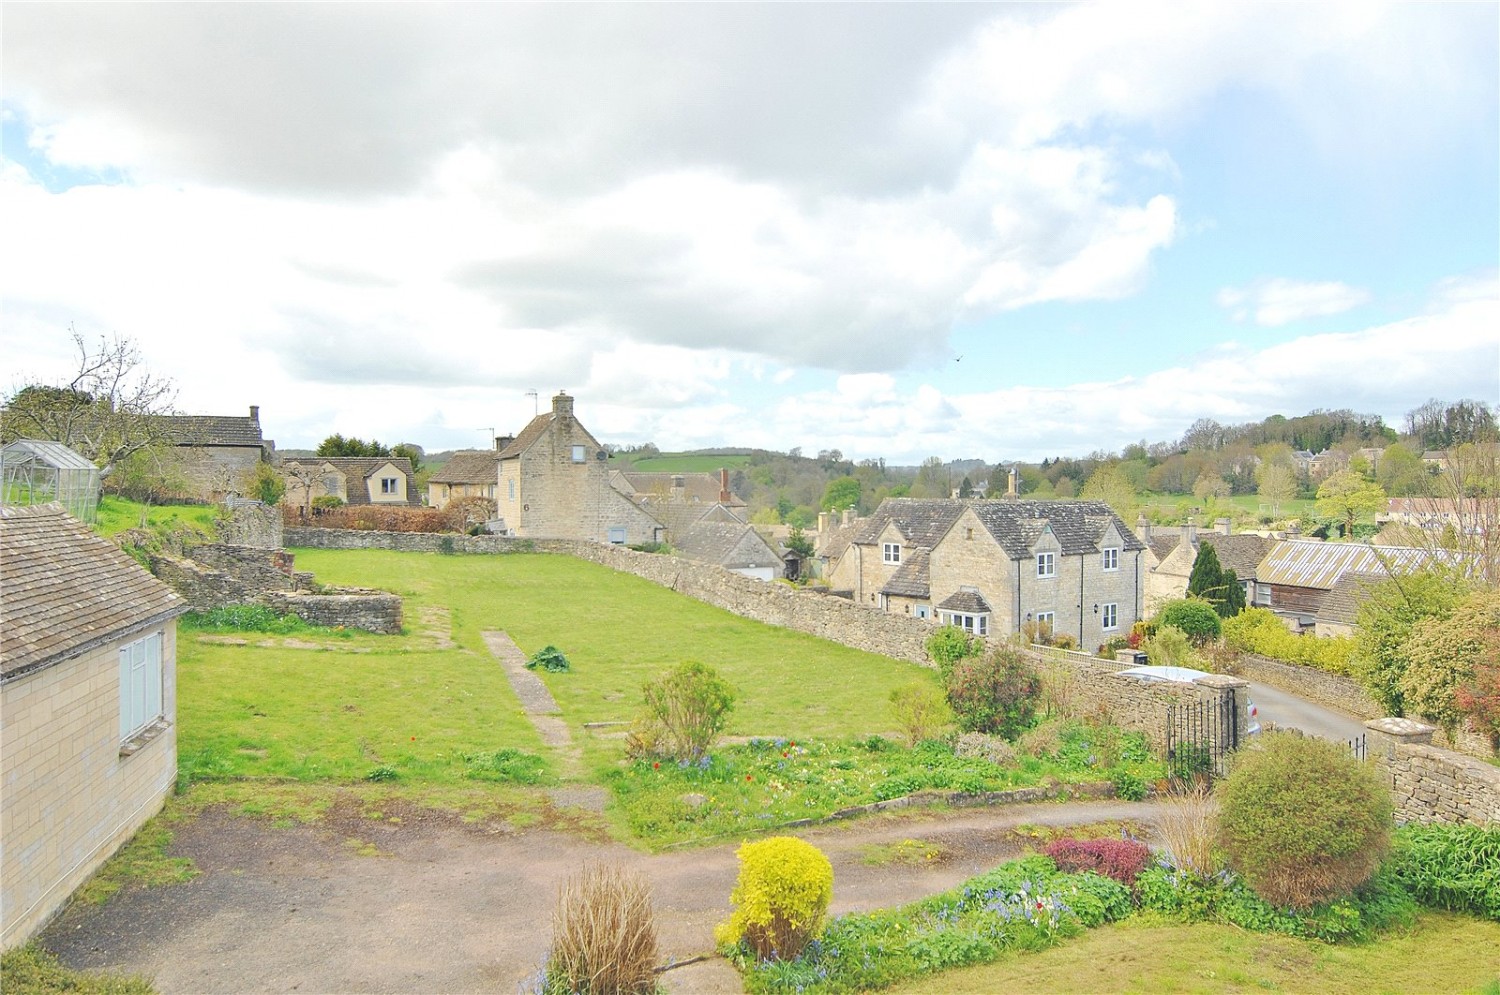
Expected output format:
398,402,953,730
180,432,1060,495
1217,278,1372,326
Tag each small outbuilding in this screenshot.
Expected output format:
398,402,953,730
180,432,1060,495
0,439,101,523
1,503,188,949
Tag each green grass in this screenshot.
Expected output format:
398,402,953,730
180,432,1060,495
0,945,154,995
611,453,754,472
93,495,218,538
74,816,197,906
1138,493,1317,522
889,911,1500,994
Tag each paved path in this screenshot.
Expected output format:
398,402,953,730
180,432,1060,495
482,631,596,794
1241,678,1369,743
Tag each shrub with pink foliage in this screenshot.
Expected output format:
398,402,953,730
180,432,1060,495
1043,837,1152,886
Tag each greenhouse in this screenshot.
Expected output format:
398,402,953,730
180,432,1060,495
0,439,101,523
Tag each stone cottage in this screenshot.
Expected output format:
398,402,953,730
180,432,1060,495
280,456,419,509
160,405,274,500
1,504,188,949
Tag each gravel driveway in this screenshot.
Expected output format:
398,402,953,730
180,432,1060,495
40,797,1168,995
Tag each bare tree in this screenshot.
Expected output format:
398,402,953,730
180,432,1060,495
2,327,177,475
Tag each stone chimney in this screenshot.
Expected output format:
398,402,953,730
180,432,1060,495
671,475,685,501
1216,517,1232,536
1286,522,1301,539
818,511,831,533
719,467,731,504
1007,466,1019,497
841,508,854,527
249,405,260,422
1136,514,1150,541
1185,518,1197,546
494,435,514,451
552,391,573,421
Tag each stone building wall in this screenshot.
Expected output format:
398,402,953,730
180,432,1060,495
1,628,178,949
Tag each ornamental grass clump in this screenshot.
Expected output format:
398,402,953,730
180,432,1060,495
1217,732,1392,909
1154,786,1223,879
716,836,833,961
545,862,658,995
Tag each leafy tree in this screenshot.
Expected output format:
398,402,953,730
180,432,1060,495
1217,732,1392,909
945,644,1042,740
820,476,861,513
925,625,978,678
391,442,423,473
1081,463,1139,520
240,460,286,505
637,662,735,762
784,525,814,559
958,475,974,498
1397,587,1500,734
1375,442,1429,497
316,434,391,458
1405,398,1498,449
1192,471,1230,502
1,328,177,476
1315,470,1385,539
1353,571,1464,715
909,456,948,498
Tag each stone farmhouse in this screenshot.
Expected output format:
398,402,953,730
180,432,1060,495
1,504,188,949
828,498,1146,648
493,392,663,545
426,449,503,510
1138,517,1273,614
159,405,274,501
281,456,420,509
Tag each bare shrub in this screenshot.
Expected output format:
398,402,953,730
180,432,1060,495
547,862,658,995
1017,721,1061,759
1035,657,1079,719
889,681,952,747
1155,786,1223,878
954,732,1017,766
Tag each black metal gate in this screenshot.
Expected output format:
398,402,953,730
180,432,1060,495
1165,697,1238,788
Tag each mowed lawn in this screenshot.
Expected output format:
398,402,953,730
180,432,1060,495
181,549,935,788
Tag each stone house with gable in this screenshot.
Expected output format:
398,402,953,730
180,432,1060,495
1139,517,1274,613
1,504,189,949
281,456,419,509
671,521,785,581
494,392,663,544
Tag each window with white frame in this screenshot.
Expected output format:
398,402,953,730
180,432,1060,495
883,542,901,564
380,477,399,494
119,631,164,742
571,445,586,463
1102,547,1119,571
1036,551,1055,577
943,611,988,636
1101,603,1118,630
508,478,516,500
1034,611,1055,634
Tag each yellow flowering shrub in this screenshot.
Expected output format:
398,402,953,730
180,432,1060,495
714,836,833,960
1223,608,1355,675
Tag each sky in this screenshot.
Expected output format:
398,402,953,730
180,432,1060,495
2,3,1497,464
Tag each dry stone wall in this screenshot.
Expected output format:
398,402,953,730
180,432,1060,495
263,590,402,634
1365,718,1500,826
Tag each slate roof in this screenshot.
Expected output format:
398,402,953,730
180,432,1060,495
1315,570,1386,626
673,522,782,571
161,412,265,447
611,471,745,506
936,589,992,613
429,450,502,485
1,504,187,683
969,500,1146,559
880,548,931,599
853,499,967,549
1199,534,1275,579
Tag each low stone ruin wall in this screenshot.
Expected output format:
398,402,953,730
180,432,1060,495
217,500,283,548
263,589,403,635
1365,718,1500,826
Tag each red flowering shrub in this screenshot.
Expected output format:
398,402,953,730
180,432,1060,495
1043,837,1152,886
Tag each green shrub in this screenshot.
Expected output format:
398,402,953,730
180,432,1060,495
925,625,977,678
526,645,571,673
546,862,658,995
1353,571,1463,715
716,836,833,961
888,681,952,747
639,661,735,762
1155,598,1222,643
1217,732,1393,909
1387,823,1500,920
181,604,310,634
1142,625,1197,670
946,644,1042,740
1398,588,1500,733
1223,608,1355,675
311,494,345,510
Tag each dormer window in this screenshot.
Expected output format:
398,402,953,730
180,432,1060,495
883,542,901,565
1102,547,1119,571
1036,551,1056,578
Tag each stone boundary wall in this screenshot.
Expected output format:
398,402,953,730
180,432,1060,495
284,527,934,664
1230,653,1381,719
1365,719,1500,826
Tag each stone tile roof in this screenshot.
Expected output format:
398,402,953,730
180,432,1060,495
674,522,782,571
817,521,859,561
880,548,931,599
611,471,745,506
1199,534,1275,579
429,450,502,485
1315,570,1387,626
937,589,992,613
637,499,745,538
853,499,967,549
1,504,187,683
970,500,1146,558
282,457,419,505
497,412,555,459
161,412,264,447
1147,534,1183,562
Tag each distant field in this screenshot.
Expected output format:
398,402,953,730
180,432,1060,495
1138,492,1317,522
614,453,754,472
